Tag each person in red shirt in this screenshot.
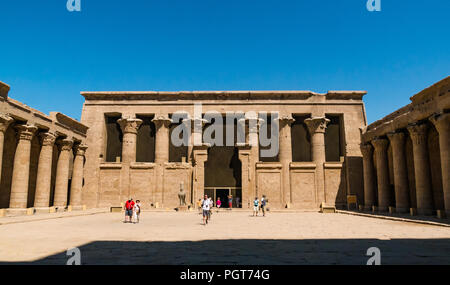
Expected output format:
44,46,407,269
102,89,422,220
124,198,135,223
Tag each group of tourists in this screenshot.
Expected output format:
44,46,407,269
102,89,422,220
252,195,267,217
122,195,267,225
123,198,141,223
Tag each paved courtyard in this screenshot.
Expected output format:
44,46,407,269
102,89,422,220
0,211,449,265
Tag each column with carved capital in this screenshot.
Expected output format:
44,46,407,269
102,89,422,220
407,123,433,215
117,117,142,202
70,144,88,210
53,139,74,208
371,138,390,211
279,115,295,207
0,114,14,184
192,144,209,204
8,125,38,214
118,117,143,164
34,132,57,211
305,116,330,207
360,143,376,210
152,115,172,206
387,131,410,212
430,113,450,216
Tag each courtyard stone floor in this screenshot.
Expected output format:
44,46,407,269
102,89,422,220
0,211,449,265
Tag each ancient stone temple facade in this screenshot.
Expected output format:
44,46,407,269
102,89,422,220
0,81,88,216
81,89,367,210
360,77,449,217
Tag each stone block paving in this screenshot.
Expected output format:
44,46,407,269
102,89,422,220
0,211,449,265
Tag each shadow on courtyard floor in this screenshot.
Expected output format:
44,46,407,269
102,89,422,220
2,238,450,265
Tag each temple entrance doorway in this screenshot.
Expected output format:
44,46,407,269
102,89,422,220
204,187,242,208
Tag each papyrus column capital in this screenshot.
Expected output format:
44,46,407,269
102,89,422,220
57,139,74,151
15,124,38,141
360,143,374,157
118,117,143,134
387,131,406,147
371,137,389,153
0,113,14,133
39,132,57,146
75,144,88,156
429,113,450,134
305,117,330,134
152,115,172,129
407,123,428,146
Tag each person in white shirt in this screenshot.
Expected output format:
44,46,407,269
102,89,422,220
201,195,211,225
133,200,141,223
208,197,214,221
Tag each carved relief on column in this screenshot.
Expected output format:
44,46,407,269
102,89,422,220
70,144,88,210
407,123,433,215
360,143,376,210
429,113,450,216
53,139,74,208
34,132,57,209
0,114,14,183
9,124,38,211
387,131,410,213
305,116,329,207
277,115,295,207
371,137,390,211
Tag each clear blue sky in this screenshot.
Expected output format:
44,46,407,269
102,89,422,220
0,0,448,123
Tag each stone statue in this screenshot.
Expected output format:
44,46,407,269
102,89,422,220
178,182,186,206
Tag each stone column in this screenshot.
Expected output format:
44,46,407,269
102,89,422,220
430,113,450,216
305,116,330,206
278,115,295,207
117,117,142,202
70,144,88,210
407,123,433,215
152,115,172,163
0,114,14,184
237,143,251,208
192,144,209,204
239,116,263,206
371,138,390,212
117,117,143,164
152,115,172,206
33,132,57,211
387,131,410,213
360,143,376,210
53,139,73,208
8,124,38,214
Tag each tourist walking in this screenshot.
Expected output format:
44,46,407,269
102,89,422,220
124,198,135,223
260,195,267,217
201,195,211,225
208,197,213,221
253,197,259,217
133,200,141,223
